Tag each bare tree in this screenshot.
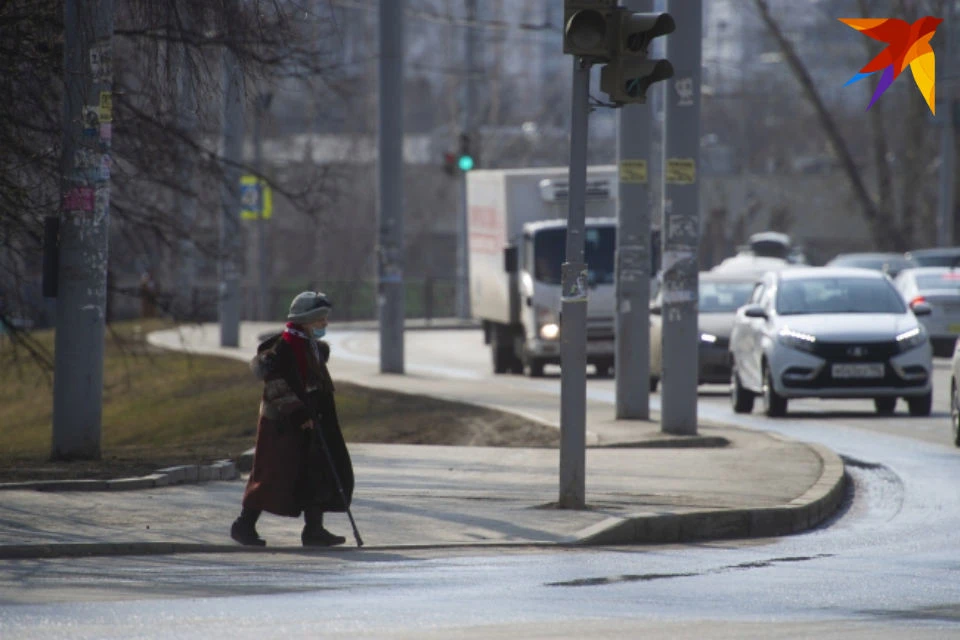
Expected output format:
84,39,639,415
753,0,949,250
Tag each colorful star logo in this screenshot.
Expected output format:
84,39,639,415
840,16,942,114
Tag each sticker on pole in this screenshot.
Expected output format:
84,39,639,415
240,175,273,220
665,158,696,184
619,159,648,184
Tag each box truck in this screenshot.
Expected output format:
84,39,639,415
468,165,642,377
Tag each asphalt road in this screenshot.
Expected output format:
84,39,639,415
1,329,958,639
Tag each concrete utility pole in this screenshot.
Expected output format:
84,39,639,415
456,0,477,320
175,10,199,321
559,56,593,509
378,0,405,373
52,0,116,460
254,92,272,321
218,30,244,347
660,0,701,435
615,0,654,420
938,0,956,247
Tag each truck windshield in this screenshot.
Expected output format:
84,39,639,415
533,227,615,285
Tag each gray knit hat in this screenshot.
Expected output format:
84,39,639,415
287,291,332,323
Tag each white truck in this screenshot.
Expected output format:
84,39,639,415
467,166,625,377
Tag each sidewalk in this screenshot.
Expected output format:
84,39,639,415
0,322,846,559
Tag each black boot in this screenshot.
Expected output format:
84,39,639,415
231,508,266,546
302,508,346,547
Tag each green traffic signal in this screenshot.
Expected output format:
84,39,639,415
458,155,474,172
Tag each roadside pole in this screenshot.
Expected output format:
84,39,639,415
456,0,476,320
938,0,956,247
378,0,405,373
218,20,244,348
559,55,592,509
254,93,272,321
660,0,701,435
51,0,116,460
615,0,654,420
175,8,198,321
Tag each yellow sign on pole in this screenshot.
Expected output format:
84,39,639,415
619,159,648,184
240,175,273,220
665,158,696,184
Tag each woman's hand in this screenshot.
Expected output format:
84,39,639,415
300,418,314,431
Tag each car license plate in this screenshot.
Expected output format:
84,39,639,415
831,363,884,379
949,323,960,334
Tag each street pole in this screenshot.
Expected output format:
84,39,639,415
378,0,405,373
559,55,592,510
254,93,272,321
938,0,956,247
52,0,116,460
218,25,244,347
615,0,654,420
456,0,477,320
660,0,701,436
175,10,198,321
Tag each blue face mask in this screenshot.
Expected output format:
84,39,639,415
312,327,326,340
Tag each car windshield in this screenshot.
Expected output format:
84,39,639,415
699,281,756,312
832,256,912,274
916,272,960,292
533,227,615,285
776,277,907,315
910,252,960,267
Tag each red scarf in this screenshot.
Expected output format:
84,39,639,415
282,322,311,379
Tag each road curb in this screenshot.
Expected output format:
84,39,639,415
574,441,846,545
0,460,240,492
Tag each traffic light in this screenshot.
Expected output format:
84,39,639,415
599,10,675,105
458,133,475,172
563,0,617,60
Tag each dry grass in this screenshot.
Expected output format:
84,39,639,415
0,320,558,482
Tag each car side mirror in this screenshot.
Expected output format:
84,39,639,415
743,304,768,319
503,245,518,274
911,301,932,317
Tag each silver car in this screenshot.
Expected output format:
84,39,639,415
649,271,758,391
729,268,933,417
947,346,960,447
894,267,960,357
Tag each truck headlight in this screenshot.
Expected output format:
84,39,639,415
540,323,560,340
700,333,718,344
778,327,816,352
536,306,560,341
895,327,926,352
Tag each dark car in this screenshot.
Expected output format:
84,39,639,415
649,271,759,391
904,247,960,268
826,252,917,279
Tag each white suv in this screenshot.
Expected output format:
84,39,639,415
729,268,933,417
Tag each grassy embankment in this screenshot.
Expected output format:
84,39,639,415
0,320,557,481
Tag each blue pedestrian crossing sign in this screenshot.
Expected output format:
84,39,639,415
240,175,273,220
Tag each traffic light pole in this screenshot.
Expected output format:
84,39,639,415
559,55,592,510
52,0,115,460
660,0,701,435
456,0,476,320
378,0,405,374
615,0,654,420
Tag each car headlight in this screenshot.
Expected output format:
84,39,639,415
778,327,816,352
700,332,718,344
536,306,559,341
895,326,926,352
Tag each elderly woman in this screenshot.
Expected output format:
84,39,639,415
230,291,354,547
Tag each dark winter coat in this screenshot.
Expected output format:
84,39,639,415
241,326,354,517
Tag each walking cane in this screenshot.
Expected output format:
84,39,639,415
307,409,364,548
